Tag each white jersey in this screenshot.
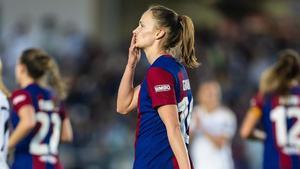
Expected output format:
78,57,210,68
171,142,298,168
190,105,236,169
0,91,9,169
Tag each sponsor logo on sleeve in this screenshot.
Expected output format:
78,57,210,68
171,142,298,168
183,79,191,91
13,95,26,105
154,84,171,93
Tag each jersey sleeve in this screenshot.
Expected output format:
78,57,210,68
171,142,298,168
11,90,33,113
146,67,177,108
249,92,264,118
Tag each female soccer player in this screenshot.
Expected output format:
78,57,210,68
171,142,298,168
117,5,199,169
240,49,300,169
9,48,73,169
0,59,10,169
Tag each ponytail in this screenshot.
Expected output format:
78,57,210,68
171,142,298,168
149,5,199,69
20,48,67,100
179,15,199,68
259,49,300,95
259,67,275,94
46,58,67,100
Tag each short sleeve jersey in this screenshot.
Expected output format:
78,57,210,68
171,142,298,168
133,55,194,169
250,87,300,169
10,83,67,169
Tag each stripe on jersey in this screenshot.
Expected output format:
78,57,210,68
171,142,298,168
33,155,46,169
172,156,179,169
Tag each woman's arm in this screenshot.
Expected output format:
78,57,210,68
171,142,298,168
240,107,262,139
8,105,36,150
202,131,230,149
203,111,236,149
116,34,141,114
116,76,140,114
60,117,73,142
190,113,230,149
158,105,191,169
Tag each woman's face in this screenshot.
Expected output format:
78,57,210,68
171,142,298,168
15,62,24,84
132,10,158,49
197,82,221,111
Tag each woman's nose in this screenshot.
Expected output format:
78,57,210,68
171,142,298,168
132,27,138,34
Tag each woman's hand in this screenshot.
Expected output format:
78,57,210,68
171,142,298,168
127,34,141,68
116,33,141,114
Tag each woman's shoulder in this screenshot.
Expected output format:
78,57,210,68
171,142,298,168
0,91,9,105
10,88,35,108
218,106,233,113
192,105,205,114
11,88,29,97
217,106,236,120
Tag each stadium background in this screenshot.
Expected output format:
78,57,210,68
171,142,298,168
1,0,300,168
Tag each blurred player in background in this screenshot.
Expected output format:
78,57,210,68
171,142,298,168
190,81,236,169
0,59,10,169
240,49,300,169
9,48,73,169
117,5,199,169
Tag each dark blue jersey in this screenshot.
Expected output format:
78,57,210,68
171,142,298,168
251,87,300,169
134,55,194,169
11,83,67,169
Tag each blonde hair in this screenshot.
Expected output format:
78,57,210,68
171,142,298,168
20,48,67,99
259,49,300,95
149,5,199,68
0,59,10,97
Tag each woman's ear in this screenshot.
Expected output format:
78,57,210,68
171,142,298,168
155,29,166,40
19,64,27,75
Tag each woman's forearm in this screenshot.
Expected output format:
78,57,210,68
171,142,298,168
8,120,35,149
60,118,73,142
117,34,141,114
240,107,261,139
202,131,228,149
116,65,136,114
167,125,191,169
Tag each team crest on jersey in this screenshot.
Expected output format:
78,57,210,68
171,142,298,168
154,84,171,93
12,95,26,105
182,79,191,91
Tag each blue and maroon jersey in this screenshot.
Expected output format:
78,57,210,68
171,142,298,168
10,83,67,169
134,55,193,169
251,86,300,169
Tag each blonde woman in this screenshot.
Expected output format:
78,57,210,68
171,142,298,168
117,5,199,169
241,49,300,169
9,48,73,169
0,58,10,169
